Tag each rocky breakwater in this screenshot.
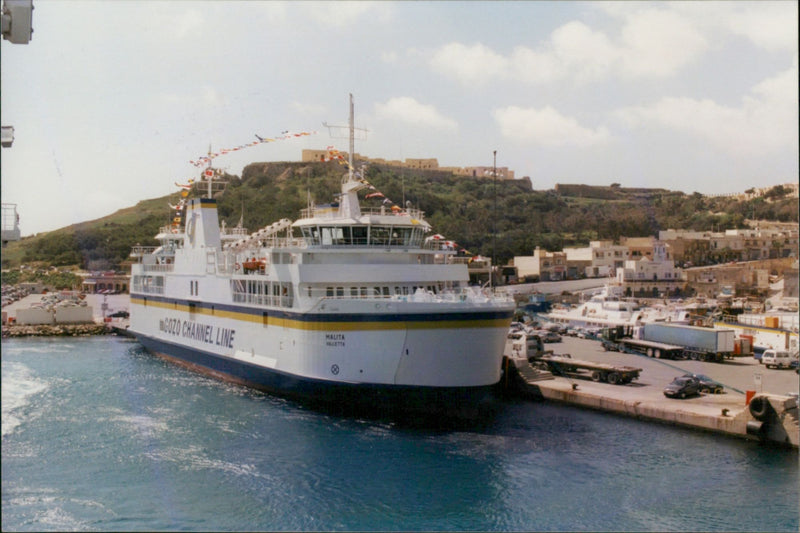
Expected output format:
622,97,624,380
2,323,111,338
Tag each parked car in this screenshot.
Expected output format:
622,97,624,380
542,331,562,343
584,327,602,339
663,376,701,399
682,373,724,394
108,310,129,318
762,349,794,369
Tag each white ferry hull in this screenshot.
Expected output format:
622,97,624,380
129,294,512,417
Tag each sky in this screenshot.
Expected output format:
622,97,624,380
1,1,797,236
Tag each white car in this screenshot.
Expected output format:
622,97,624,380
761,349,794,369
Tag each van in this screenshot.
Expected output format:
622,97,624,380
761,349,794,369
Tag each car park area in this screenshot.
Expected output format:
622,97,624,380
537,335,798,404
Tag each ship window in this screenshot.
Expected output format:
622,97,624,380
320,227,346,246
394,286,401,295
327,287,334,297
336,287,344,298
382,287,389,297
310,227,320,245
350,287,358,297
352,226,368,245
360,287,368,297
371,226,390,246
321,227,332,245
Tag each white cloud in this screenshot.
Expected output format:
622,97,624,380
173,9,205,39
723,3,797,52
549,21,618,82
290,101,327,116
431,4,763,86
300,2,390,29
616,65,799,156
429,42,510,85
380,51,398,64
617,8,707,78
374,97,458,131
493,106,611,147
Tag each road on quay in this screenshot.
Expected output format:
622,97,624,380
547,335,799,401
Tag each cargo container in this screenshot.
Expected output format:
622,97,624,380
641,323,736,363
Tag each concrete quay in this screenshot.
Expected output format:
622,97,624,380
512,336,799,447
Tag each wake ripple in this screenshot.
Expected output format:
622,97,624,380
1,361,50,437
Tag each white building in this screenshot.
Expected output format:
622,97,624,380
564,240,628,278
616,241,685,296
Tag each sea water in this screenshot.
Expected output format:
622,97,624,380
2,336,798,532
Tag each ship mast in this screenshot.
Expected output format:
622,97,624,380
324,93,367,184
206,145,214,198
348,93,354,182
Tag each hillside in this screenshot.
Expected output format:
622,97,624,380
2,161,797,272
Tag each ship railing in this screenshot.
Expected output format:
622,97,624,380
305,285,513,304
231,292,293,309
226,237,306,252
423,240,459,252
130,246,157,257
158,225,185,235
142,263,175,273
220,226,249,238
299,206,426,219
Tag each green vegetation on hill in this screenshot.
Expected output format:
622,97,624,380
2,161,797,272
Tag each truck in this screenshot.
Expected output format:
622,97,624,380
600,326,685,360
640,323,736,363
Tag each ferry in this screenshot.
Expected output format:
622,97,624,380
540,284,645,329
540,284,697,330
128,97,515,418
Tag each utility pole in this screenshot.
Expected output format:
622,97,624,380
492,150,497,288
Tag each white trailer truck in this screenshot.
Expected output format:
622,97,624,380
641,323,736,363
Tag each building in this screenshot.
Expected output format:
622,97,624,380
616,241,685,297
300,150,516,179
684,263,773,298
659,225,798,265
80,271,130,294
564,240,628,278
621,236,656,261
514,247,567,282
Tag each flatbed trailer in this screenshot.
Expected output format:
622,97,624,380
533,354,642,385
618,338,686,359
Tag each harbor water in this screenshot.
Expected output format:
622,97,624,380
2,336,798,531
